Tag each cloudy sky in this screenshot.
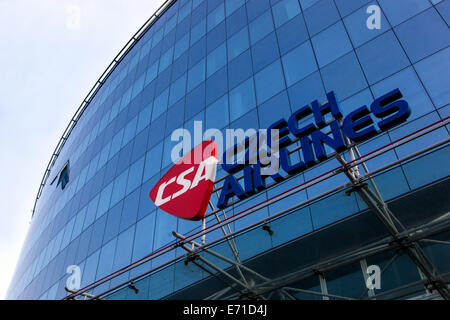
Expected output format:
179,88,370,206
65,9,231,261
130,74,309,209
0,0,164,299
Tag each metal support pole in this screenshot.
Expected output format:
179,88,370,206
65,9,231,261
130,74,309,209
173,231,296,300
335,154,450,300
178,243,253,294
201,218,206,245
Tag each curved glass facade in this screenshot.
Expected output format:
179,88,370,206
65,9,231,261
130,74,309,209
7,0,450,300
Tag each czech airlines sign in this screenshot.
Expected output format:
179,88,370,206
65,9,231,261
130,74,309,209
149,140,218,220
150,89,411,221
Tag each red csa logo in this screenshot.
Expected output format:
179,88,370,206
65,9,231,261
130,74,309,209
149,140,218,221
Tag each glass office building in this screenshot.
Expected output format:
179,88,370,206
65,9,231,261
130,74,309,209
7,0,450,300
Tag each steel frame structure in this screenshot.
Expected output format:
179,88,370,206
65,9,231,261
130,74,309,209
62,116,450,301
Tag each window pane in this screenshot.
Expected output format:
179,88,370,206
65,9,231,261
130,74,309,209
229,77,256,121
311,21,352,68
254,59,286,104
282,41,317,87
227,27,249,61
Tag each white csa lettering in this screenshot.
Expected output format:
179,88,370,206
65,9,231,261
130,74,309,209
155,156,218,206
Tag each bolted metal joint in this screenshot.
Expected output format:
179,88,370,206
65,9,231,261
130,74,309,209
262,223,274,236
345,183,368,196
127,282,139,295
184,253,199,265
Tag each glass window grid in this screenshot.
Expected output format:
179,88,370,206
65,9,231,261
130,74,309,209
12,0,450,300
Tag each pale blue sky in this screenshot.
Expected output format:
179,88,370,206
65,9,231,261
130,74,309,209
0,0,164,299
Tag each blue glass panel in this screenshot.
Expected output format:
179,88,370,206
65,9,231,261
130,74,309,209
165,99,185,135
229,104,259,130
169,73,187,106
321,51,367,100
390,112,445,159
158,47,174,73
108,128,124,160
372,167,410,201
83,194,99,229
206,66,228,105
187,58,206,92
120,189,140,232
272,0,301,28
145,61,159,85
138,177,158,220
228,49,253,89
189,36,207,67
343,1,390,47
299,0,320,11
103,201,123,244
311,21,352,68
282,41,317,87
148,265,175,299
371,67,435,120
225,0,245,17
356,31,409,84
148,112,167,148
207,3,224,31
378,0,430,26
258,90,291,128
227,26,250,61
249,11,274,45
333,0,371,17
271,207,313,246
226,5,248,37
246,0,270,22
288,71,326,109
97,181,113,219
71,208,86,241
88,214,107,255
206,94,229,129
185,82,205,119
136,103,152,134
113,226,135,270
395,8,450,63
152,88,169,121
207,42,227,78
132,212,156,261
403,147,450,190
229,77,256,121
126,156,145,195
326,262,366,299
206,21,226,53
174,256,205,291
81,250,100,287
96,238,117,279
251,33,279,74
310,191,359,229
178,1,192,23
143,141,163,182
304,0,340,36
153,210,178,250
276,14,308,55
415,47,450,108
208,0,222,13
174,33,189,61
437,0,450,25
190,18,206,45
172,51,189,81
254,59,286,104
234,228,272,261
121,116,138,147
